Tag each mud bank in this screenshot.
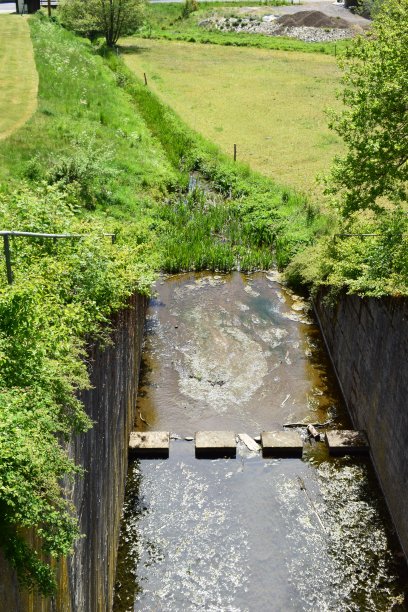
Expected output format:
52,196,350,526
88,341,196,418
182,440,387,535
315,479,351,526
315,292,408,559
0,293,147,611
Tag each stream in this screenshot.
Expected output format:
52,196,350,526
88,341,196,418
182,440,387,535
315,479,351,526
113,272,408,611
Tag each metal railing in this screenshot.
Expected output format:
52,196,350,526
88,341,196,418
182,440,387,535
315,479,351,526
1,230,115,285
335,233,381,238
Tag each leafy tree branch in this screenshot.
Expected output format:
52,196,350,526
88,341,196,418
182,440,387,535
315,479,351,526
325,0,408,217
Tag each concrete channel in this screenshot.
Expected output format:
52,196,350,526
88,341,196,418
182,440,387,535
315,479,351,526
113,272,408,611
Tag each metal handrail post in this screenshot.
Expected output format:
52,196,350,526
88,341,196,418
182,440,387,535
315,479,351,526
3,235,13,285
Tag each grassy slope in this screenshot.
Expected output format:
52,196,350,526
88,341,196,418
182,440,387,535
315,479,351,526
0,15,38,140
121,37,342,197
107,51,331,271
142,1,350,55
0,12,327,274
0,15,178,596
0,16,176,228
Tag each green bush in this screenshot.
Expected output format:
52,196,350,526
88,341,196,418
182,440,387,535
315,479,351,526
45,133,118,210
58,0,145,47
180,0,199,20
286,209,408,297
0,16,165,595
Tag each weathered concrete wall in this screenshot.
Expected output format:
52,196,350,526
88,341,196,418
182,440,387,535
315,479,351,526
314,292,408,557
0,293,147,611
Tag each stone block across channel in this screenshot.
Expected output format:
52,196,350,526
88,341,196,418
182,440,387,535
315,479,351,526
195,431,237,459
325,430,369,456
129,431,170,458
128,430,369,459
261,431,303,458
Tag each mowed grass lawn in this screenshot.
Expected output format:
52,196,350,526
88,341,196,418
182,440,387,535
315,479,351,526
122,38,343,196
0,15,38,140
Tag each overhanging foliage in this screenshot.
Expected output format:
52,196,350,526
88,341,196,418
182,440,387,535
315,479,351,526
325,0,408,217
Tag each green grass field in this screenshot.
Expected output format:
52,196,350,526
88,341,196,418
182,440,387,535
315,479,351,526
121,38,342,197
0,15,38,140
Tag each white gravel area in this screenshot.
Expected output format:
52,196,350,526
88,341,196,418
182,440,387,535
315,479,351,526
200,16,358,43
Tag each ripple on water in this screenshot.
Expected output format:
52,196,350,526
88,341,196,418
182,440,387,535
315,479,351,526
276,460,406,611
130,459,250,612
176,306,268,409
115,449,407,612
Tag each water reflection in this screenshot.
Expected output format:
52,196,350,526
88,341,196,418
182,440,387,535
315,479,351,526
135,272,348,434
113,273,407,611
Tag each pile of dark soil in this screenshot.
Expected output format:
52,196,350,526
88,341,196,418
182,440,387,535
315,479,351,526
276,10,350,29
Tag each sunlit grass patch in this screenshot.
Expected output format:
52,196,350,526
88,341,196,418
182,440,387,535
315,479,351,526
121,38,343,198
0,15,38,140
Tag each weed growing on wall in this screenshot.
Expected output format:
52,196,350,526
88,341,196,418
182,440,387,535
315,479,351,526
286,208,408,297
0,185,156,594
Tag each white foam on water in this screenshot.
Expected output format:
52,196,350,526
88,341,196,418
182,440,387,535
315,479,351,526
132,460,250,612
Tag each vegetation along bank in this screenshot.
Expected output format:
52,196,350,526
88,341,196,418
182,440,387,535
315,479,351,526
0,0,407,600
0,10,325,597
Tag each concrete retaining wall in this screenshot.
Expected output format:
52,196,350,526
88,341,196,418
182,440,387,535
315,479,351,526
0,293,147,611
314,292,408,557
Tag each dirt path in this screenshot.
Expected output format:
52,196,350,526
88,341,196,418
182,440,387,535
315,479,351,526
260,1,370,27
0,15,38,141
151,0,371,27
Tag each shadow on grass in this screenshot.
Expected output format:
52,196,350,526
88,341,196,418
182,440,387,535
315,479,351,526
118,44,152,55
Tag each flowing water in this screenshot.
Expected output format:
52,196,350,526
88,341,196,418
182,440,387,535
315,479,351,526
113,272,408,611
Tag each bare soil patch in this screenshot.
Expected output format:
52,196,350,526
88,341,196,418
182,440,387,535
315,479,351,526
276,10,350,29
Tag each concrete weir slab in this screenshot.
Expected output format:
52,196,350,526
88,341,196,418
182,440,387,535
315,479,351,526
237,433,261,452
129,431,170,458
261,431,303,458
195,431,236,458
325,430,369,456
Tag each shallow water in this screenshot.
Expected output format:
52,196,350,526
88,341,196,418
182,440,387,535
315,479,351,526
113,272,408,611
136,272,346,434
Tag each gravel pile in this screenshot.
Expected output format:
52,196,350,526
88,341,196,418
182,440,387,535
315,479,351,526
276,10,350,29
200,11,356,43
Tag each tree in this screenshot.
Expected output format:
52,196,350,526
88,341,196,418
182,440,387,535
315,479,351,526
59,0,145,47
326,0,408,217
356,0,383,19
